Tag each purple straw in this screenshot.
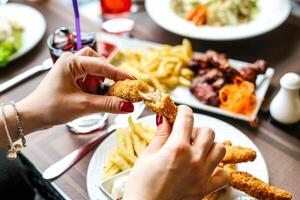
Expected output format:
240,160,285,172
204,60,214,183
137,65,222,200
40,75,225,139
72,0,82,50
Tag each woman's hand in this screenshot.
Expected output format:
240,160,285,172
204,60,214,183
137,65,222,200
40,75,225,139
16,47,134,135
123,105,230,200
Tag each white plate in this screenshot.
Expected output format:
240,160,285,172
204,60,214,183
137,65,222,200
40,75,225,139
100,34,274,122
145,0,291,40
0,3,46,63
87,114,269,200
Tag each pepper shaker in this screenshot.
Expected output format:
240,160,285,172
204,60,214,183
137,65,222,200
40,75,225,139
270,72,300,124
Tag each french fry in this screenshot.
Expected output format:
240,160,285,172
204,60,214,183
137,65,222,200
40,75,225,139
117,148,137,165
131,132,147,157
116,128,127,149
124,131,135,156
111,154,131,171
103,151,117,171
149,74,167,92
102,118,155,179
179,77,192,87
128,116,153,144
181,68,194,79
136,126,153,144
109,39,194,92
103,165,120,180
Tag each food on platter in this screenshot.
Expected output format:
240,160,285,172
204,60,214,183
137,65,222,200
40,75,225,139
189,50,267,116
108,79,178,123
110,40,269,118
102,118,292,200
110,39,194,92
222,141,256,164
0,19,23,67
171,0,259,26
103,116,156,179
222,164,292,200
219,77,256,116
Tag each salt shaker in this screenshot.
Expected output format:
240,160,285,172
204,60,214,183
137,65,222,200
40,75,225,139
270,72,300,124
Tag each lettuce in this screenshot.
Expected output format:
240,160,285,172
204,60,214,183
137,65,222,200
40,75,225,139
0,30,23,67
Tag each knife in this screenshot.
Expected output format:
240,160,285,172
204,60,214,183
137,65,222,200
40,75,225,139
42,102,145,180
0,58,53,94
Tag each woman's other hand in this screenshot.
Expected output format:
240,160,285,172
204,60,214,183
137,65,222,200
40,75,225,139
123,105,230,200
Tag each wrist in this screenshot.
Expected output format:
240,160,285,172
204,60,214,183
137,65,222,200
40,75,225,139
16,98,48,135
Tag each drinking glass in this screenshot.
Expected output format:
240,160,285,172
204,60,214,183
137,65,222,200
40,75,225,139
100,0,135,34
100,0,132,19
47,27,97,63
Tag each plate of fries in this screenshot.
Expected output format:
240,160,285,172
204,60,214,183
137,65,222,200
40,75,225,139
86,114,269,200
103,34,274,123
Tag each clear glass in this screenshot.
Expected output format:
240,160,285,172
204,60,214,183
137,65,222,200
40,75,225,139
47,27,97,63
100,0,135,35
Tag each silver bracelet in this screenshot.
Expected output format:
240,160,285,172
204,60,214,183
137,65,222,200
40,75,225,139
10,101,26,147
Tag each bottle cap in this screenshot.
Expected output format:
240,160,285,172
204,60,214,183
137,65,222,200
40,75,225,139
280,72,300,90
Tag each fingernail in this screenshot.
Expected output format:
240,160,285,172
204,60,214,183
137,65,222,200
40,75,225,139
156,114,163,126
120,101,134,112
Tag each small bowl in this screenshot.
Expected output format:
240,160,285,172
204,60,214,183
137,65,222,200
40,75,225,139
99,169,131,199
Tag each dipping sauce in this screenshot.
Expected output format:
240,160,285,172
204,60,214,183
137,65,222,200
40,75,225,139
111,175,128,199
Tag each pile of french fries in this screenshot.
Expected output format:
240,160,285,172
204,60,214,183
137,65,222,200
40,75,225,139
110,39,195,92
103,116,156,179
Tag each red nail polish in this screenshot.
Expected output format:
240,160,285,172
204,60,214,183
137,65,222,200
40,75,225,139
156,114,163,126
120,102,134,112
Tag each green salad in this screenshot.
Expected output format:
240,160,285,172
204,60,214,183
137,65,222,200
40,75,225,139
0,19,23,67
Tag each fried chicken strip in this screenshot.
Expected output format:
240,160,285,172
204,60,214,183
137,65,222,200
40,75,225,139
222,145,256,164
223,165,292,200
108,80,178,123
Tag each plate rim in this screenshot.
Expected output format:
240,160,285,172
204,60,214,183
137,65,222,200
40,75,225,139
145,0,291,41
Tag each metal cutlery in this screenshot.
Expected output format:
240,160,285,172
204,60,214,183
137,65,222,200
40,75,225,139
42,102,145,180
0,58,53,94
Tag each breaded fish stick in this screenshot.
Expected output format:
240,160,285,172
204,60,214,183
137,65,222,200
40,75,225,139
222,145,256,164
223,166,292,200
108,80,178,123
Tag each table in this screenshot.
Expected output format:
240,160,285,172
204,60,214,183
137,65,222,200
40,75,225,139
1,0,300,199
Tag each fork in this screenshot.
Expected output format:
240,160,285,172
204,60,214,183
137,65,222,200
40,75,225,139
42,102,145,180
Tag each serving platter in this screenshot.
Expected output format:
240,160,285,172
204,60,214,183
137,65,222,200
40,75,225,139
100,34,274,122
145,0,291,41
0,3,46,64
87,114,269,200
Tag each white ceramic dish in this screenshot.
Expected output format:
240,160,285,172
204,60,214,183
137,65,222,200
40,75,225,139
0,3,46,64
100,169,131,199
145,0,291,41
100,34,274,122
87,114,269,200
